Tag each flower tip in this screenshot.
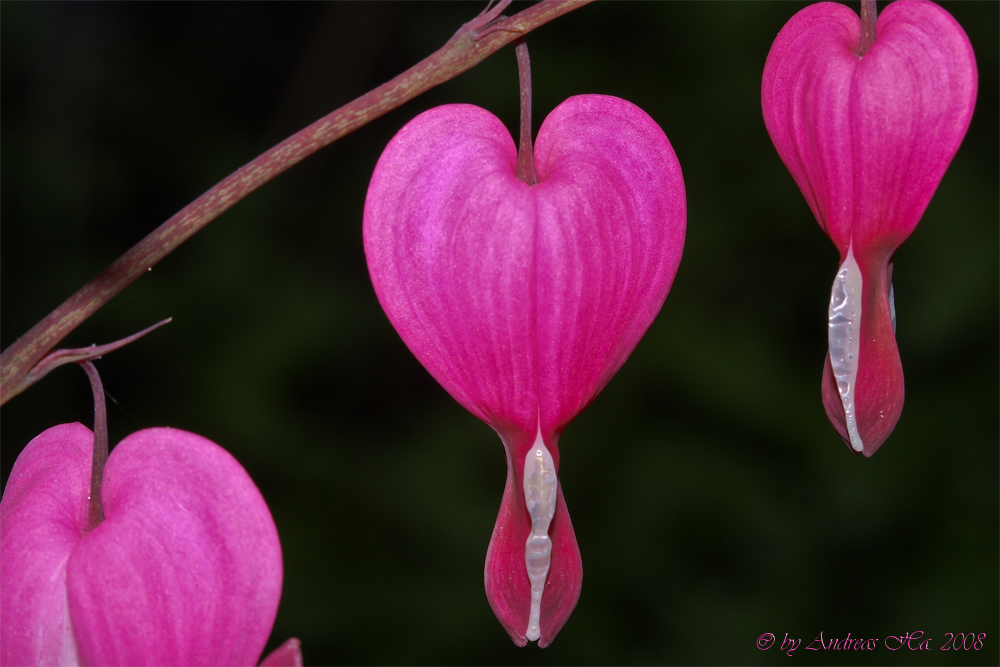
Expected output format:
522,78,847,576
821,352,904,457
259,638,303,667
484,469,582,647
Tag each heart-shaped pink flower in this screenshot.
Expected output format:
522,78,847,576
364,94,685,645
761,0,977,456
1,423,288,666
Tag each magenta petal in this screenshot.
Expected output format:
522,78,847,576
365,96,685,440
365,102,539,437
762,0,977,254
484,435,582,647
532,95,686,438
258,638,303,667
365,95,685,644
821,255,903,456
0,423,92,666
66,428,282,666
849,1,977,249
761,0,976,454
761,2,859,250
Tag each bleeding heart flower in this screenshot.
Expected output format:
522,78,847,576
364,94,685,645
761,0,977,456
0,423,297,666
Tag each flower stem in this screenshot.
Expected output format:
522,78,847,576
515,39,537,186
859,0,877,56
80,361,108,530
0,0,594,406
23,318,170,396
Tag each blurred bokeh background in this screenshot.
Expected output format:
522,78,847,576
2,2,996,664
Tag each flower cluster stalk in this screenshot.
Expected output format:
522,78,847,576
0,0,593,407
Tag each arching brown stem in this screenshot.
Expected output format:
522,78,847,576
0,0,593,406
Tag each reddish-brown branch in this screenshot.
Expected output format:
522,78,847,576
0,0,593,406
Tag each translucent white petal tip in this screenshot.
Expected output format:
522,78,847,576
829,244,864,453
522,430,557,642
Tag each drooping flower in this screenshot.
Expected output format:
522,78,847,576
0,423,297,666
761,0,977,456
364,94,685,645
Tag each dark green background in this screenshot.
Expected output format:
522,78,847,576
2,2,996,664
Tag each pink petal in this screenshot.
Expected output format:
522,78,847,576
66,428,283,666
364,95,685,644
259,638,302,667
850,0,977,250
484,432,582,647
821,255,903,456
0,423,92,666
365,95,685,444
762,0,976,455
532,96,686,439
761,1,858,252
365,103,539,438
761,0,976,256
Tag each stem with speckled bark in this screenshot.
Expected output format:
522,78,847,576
0,0,593,406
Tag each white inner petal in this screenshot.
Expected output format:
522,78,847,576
522,428,557,642
828,243,864,453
